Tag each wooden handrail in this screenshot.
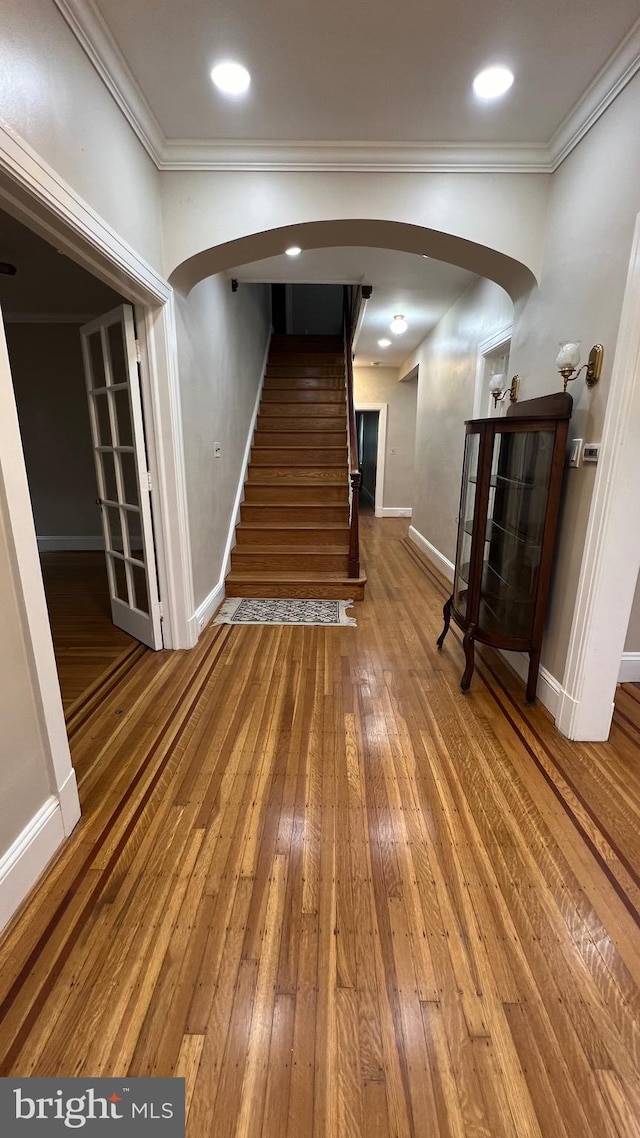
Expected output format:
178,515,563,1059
343,286,362,578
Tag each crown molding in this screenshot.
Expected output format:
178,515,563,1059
548,15,640,170
53,0,640,174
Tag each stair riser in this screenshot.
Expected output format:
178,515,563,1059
264,375,344,390
266,366,344,379
268,354,343,367
236,527,350,547
243,485,348,504
262,389,344,404
253,432,346,448
256,417,346,433
232,550,350,573
226,581,365,600
247,467,347,484
270,335,342,350
259,404,345,418
240,504,349,523
251,448,347,465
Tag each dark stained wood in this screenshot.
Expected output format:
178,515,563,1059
343,286,362,579
1,518,640,1138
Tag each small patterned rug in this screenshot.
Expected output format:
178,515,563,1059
214,597,357,627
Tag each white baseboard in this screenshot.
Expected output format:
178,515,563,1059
407,525,454,582
0,796,66,933
499,649,563,718
381,507,412,517
619,651,640,683
190,331,272,640
37,535,104,552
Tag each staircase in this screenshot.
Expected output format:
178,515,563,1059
225,334,367,600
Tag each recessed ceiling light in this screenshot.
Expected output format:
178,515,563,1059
389,314,408,335
285,245,302,257
211,60,251,96
378,338,391,348
473,66,514,100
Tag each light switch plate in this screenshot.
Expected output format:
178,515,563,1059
214,442,221,458
583,442,600,463
568,438,583,467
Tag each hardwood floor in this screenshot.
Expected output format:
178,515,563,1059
2,518,640,1136
41,551,138,714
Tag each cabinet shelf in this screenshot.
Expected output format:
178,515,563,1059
441,392,573,703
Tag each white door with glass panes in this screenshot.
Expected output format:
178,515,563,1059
80,306,163,649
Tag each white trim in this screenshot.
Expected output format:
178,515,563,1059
37,535,104,551
382,507,412,517
355,403,387,517
499,650,564,718
619,652,640,683
473,325,513,419
0,796,67,933
189,332,272,639
48,3,640,173
407,525,455,582
557,213,640,741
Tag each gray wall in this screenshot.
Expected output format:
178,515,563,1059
354,366,418,510
176,277,271,608
625,572,640,652
7,324,100,541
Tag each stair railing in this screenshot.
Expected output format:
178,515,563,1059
343,285,363,578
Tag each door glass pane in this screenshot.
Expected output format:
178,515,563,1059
130,562,149,614
108,554,129,603
119,450,140,507
101,450,118,503
105,504,124,553
107,321,127,385
114,387,134,447
454,431,480,620
88,332,106,389
479,429,554,641
124,507,143,555
93,392,113,447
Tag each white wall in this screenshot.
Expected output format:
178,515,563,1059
7,324,100,543
0,0,163,270
406,278,514,563
175,277,271,609
354,366,417,511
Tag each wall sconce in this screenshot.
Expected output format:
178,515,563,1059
556,341,603,391
489,373,520,408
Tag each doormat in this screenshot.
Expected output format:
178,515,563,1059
214,598,357,626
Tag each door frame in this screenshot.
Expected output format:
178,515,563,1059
473,325,513,419
557,212,640,740
355,402,388,517
0,124,195,836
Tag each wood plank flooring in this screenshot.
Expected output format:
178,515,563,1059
2,518,640,1137
41,551,138,713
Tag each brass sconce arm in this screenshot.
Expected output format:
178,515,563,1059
490,374,520,408
557,343,603,392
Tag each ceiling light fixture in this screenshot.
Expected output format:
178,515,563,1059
211,60,251,96
285,245,302,257
378,338,391,348
472,66,514,100
389,314,408,335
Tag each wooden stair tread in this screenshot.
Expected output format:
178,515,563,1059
226,571,366,583
234,544,349,553
238,521,349,529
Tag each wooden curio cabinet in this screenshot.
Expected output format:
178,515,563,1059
437,393,572,703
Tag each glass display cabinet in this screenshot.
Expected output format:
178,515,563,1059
437,393,573,703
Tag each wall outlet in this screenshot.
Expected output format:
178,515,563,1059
568,438,583,467
214,442,221,458
198,615,206,632
583,442,600,463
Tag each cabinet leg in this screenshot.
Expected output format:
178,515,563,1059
461,626,476,692
437,595,454,650
526,649,540,704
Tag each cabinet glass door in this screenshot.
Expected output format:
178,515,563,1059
478,428,554,640
453,430,480,620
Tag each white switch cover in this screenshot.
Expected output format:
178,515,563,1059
568,438,583,467
214,442,221,458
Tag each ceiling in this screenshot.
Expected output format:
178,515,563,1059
229,246,477,365
57,0,640,168
0,209,122,317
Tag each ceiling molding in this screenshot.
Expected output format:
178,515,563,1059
54,0,640,175
548,15,640,170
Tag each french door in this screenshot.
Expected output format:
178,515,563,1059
80,306,163,649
